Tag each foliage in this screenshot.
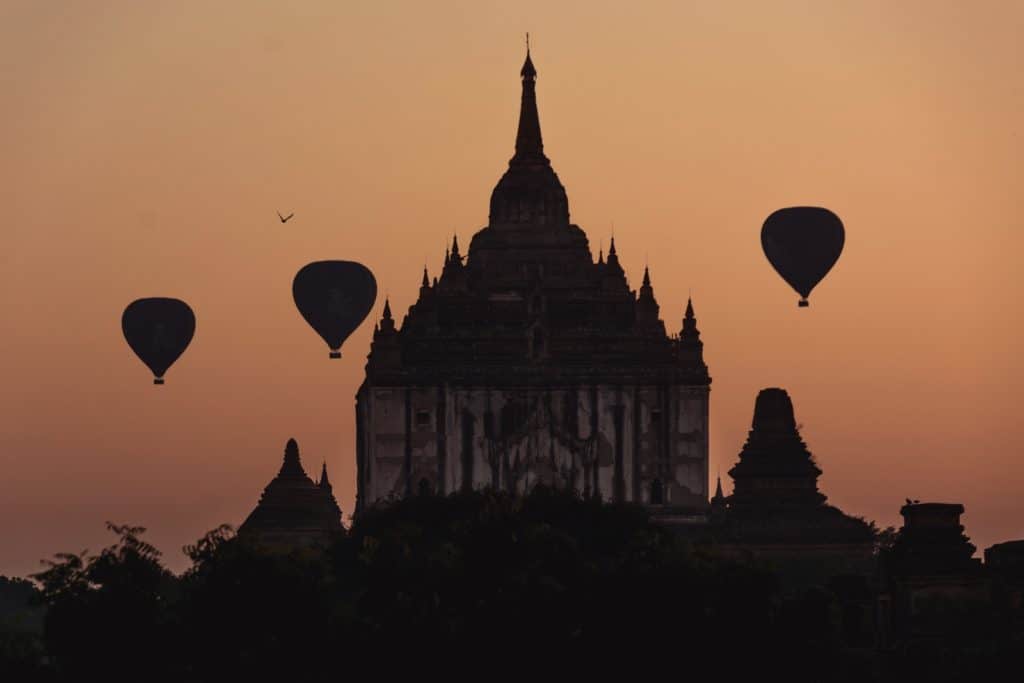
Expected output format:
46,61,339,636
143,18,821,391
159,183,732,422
3,490,1019,681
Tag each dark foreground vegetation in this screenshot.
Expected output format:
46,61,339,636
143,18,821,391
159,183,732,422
1,488,1019,681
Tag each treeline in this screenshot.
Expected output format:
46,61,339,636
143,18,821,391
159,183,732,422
0,489,1014,681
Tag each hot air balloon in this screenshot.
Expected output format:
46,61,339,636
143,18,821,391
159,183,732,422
761,207,845,307
121,298,196,385
292,260,377,359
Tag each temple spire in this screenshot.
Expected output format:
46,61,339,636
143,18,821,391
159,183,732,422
512,44,547,165
421,266,429,288
319,461,332,490
279,438,306,477
450,234,461,263
379,298,396,334
710,474,727,511
682,297,699,338
605,236,623,273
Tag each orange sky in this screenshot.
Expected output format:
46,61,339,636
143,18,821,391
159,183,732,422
1,1,1021,576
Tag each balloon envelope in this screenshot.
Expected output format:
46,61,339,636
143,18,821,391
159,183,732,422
121,298,196,384
761,207,845,306
292,260,377,358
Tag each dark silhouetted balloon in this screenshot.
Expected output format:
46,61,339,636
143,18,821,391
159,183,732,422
761,207,845,307
292,261,377,359
121,298,196,385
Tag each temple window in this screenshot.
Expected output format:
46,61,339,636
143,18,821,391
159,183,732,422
416,410,431,428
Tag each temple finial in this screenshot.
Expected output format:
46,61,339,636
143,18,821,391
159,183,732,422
422,266,429,288
279,438,306,477
642,265,651,287
680,296,701,345
319,461,332,489
513,41,543,162
450,234,461,262
382,298,393,321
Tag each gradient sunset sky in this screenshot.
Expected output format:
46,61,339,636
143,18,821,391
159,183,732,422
2,1,1021,576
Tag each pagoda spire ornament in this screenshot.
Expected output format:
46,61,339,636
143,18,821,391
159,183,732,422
279,438,305,477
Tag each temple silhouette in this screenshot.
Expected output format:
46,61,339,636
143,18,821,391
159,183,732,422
237,438,343,550
232,52,1024,654
354,49,710,514
709,389,875,574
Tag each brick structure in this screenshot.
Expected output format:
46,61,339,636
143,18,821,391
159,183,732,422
355,49,711,514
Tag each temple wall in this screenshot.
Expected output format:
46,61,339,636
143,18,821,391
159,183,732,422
357,383,709,512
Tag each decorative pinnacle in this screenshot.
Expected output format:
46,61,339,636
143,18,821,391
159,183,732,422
279,438,306,477
521,37,536,79
642,265,651,287
382,299,393,321
319,461,331,489
513,42,544,163
422,266,429,288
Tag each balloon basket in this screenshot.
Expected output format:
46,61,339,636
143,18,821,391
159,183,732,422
798,299,809,308
329,351,341,359
153,378,165,385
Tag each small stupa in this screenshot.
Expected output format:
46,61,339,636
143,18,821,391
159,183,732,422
238,438,343,550
719,388,874,549
728,388,826,510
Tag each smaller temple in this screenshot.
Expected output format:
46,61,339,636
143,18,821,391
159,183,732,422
713,388,875,585
877,502,987,648
727,387,825,510
238,438,344,551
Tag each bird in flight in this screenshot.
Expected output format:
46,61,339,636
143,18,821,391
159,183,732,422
277,211,295,223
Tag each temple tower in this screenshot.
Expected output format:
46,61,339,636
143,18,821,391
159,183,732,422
355,49,711,515
238,439,344,550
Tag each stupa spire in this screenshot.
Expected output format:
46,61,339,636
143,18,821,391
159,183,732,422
513,41,546,165
488,44,569,227
378,299,395,334
319,461,332,491
450,234,461,263
279,438,306,477
681,297,699,338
